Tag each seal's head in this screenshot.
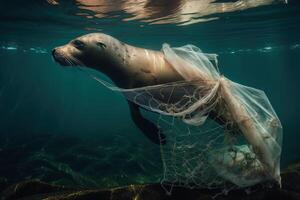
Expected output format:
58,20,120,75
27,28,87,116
52,33,124,74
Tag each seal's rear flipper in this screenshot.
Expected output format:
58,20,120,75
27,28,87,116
128,101,166,145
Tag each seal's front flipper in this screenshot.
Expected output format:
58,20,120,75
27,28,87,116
128,101,166,145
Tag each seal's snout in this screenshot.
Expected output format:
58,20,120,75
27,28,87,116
52,47,70,66
52,48,60,61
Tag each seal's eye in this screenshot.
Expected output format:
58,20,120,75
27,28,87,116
96,42,106,49
73,40,85,50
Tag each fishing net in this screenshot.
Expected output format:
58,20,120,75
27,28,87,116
91,44,282,192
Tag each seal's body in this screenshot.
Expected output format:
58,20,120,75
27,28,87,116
52,33,231,145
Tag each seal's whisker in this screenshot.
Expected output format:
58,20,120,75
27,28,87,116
70,56,84,66
64,57,71,65
66,59,73,66
64,56,74,66
69,57,78,66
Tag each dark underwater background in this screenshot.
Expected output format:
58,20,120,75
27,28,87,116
0,0,300,192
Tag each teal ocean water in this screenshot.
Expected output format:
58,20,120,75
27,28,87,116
0,0,300,191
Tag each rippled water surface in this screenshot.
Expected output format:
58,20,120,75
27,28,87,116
0,0,300,190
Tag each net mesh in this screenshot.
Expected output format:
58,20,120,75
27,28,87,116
90,44,282,192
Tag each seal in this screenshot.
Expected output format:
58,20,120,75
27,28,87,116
52,33,282,185
52,33,233,145
52,33,186,145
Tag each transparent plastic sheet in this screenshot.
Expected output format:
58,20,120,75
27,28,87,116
90,44,282,192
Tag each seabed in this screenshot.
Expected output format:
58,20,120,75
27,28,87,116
1,161,300,200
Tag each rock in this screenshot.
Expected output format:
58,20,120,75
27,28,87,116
281,162,300,192
1,162,300,200
1,180,74,200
